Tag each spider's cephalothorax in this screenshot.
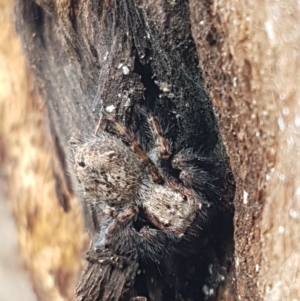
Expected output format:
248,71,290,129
69,113,209,261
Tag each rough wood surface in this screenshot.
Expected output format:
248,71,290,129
75,249,139,301
189,1,300,300
0,1,86,300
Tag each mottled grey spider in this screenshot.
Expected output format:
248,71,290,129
69,110,213,261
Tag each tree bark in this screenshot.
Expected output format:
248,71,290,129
15,1,235,300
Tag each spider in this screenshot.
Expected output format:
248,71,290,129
69,109,216,261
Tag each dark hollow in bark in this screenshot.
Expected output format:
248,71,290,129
15,0,235,300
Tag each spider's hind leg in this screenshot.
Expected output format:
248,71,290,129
172,149,222,203
148,115,171,162
131,107,172,164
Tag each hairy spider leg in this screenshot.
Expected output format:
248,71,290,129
171,149,220,205
93,194,183,261
148,116,171,161
105,206,139,239
104,218,180,261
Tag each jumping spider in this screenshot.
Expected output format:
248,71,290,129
69,110,216,261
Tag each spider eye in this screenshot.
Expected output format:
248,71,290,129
78,161,86,167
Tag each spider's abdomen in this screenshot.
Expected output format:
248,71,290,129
70,133,144,205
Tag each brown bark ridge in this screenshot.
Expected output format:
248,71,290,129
189,1,300,301
15,0,235,301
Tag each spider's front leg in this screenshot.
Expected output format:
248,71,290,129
105,205,139,239
95,205,139,249
98,208,179,261
117,224,179,262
